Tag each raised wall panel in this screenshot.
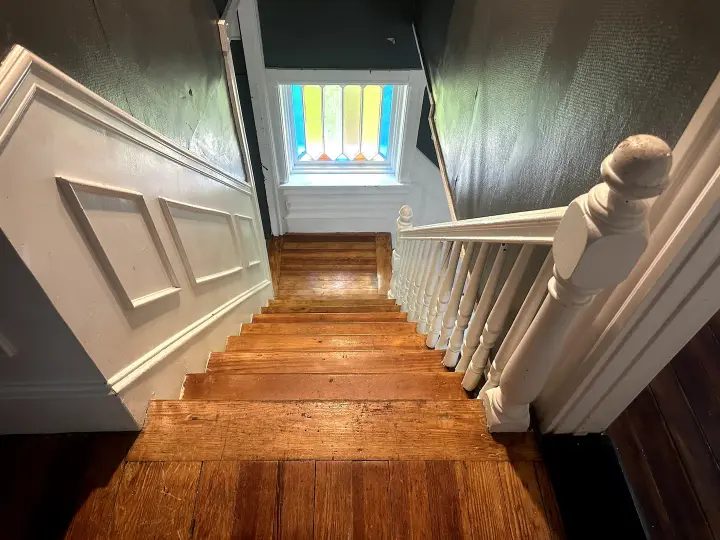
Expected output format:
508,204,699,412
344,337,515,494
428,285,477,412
160,198,245,285
234,214,262,266
57,177,181,310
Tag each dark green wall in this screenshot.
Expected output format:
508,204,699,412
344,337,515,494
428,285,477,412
415,0,720,219
0,0,244,179
258,0,420,70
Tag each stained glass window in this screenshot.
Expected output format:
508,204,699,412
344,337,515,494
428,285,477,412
288,83,395,163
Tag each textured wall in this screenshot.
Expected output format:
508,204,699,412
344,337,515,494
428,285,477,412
0,0,244,179
415,0,720,219
258,0,420,69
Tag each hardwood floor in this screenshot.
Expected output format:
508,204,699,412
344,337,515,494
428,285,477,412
0,233,564,538
609,313,720,539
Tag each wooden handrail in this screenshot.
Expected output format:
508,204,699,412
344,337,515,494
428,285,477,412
399,207,566,244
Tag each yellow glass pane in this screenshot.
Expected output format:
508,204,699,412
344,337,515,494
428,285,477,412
343,85,361,159
303,85,323,159
323,85,342,160
361,85,382,159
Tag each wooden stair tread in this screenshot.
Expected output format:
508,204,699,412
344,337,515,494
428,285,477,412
279,270,378,280
128,400,540,462
252,312,407,322
269,297,394,306
277,289,381,298
182,373,468,401
282,233,377,242
262,304,401,313
226,334,427,351
206,350,445,373
282,241,376,251
282,251,377,261
280,262,377,270
240,322,417,335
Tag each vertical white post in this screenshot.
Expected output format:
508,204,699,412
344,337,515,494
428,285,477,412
436,243,477,350
389,205,413,300
399,241,418,308
401,241,423,311
411,240,440,324
457,245,508,370
482,135,672,432
461,244,535,389
417,241,446,333
420,242,451,336
409,241,431,321
426,241,463,348
479,252,554,396
443,243,491,367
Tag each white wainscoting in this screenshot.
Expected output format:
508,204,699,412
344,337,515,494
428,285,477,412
0,46,272,433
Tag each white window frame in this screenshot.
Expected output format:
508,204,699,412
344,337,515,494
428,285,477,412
266,69,426,187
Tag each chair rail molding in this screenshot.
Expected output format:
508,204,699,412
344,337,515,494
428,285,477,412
0,46,272,433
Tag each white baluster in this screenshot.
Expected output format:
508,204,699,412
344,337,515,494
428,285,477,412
401,241,423,311
436,242,477,351
479,252,554,397
457,245,508,370
482,135,672,432
399,240,418,308
411,240,440,324
443,243,491,368
389,205,413,300
409,241,431,321
420,242,451,336
418,241,448,334
462,244,535,389
426,241,463,348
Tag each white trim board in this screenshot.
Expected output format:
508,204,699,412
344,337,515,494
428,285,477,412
235,0,285,234
535,71,720,433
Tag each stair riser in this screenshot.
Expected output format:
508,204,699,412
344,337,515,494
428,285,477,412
182,374,467,401
240,322,418,336
252,313,407,323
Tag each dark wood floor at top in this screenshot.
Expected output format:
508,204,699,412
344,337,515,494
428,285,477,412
608,310,720,540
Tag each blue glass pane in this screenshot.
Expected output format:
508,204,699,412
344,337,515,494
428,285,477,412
291,85,306,158
378,85,393,158
336,154,349,161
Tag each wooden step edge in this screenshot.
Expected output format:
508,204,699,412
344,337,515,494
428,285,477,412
239,322,419,336
181,373,469,401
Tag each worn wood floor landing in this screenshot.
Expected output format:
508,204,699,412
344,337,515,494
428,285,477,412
0,233,564,539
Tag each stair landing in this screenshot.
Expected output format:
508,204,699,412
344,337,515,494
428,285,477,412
0,233,564,538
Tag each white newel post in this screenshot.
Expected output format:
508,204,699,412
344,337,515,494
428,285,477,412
426,241,463,348
456,245,508,370
443,243,491,367
482,135,672,432
437,242,477,350
461,244,535,389
417,241,446,333
389,205,413,300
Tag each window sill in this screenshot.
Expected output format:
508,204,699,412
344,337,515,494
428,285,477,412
282,173,401,188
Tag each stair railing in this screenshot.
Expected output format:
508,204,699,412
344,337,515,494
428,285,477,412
388,134,673,432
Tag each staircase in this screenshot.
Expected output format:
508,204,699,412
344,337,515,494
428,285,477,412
115,233,563,538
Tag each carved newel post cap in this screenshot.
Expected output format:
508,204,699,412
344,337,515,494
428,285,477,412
603,135,672,200
399,205,413,219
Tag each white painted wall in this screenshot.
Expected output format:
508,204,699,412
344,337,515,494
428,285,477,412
282,149,452,244
0,46,272,434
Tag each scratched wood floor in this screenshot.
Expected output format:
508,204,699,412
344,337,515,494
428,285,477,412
0,233,564,539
